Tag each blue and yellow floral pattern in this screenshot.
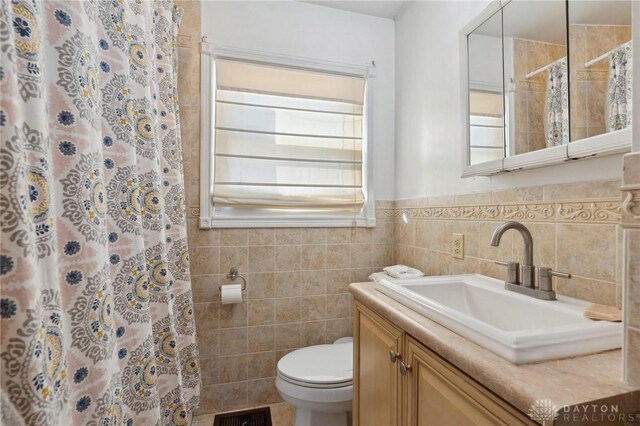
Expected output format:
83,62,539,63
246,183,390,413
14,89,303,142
1,1,199,424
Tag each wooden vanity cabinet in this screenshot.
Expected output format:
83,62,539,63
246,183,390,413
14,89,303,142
353,303,404,426
354,302,534,426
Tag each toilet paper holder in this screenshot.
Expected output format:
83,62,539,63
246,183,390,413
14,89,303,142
223,267,246,291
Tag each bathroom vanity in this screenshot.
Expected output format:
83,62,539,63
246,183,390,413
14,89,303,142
350,282,639,426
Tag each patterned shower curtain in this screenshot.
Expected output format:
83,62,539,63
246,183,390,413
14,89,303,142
0,1,200,425
607,41,633,132
545,58,569,147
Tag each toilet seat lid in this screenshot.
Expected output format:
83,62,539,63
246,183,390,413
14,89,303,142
277,343,353,385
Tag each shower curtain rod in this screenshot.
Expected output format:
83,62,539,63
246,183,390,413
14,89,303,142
585,40,631,68
525,56,566,80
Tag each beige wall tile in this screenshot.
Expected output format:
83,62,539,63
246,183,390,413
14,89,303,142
214,382,248,412
192,275,220,303
557,224,616,282
275,228,301,245
247,352,275,380
248,246,275,272
301,296,326,321
351,268,374,283
220,246,247,274
275,297,301,324
275,271,301,297
327,244,351,269
300,245,326,270
326,228,351,244
190,247,220,275
512,222,555,268
626,230,640,329
372,219,394,243
220,229,248,246
351,227,373,244
543,180,621,201
625,327,640,385
455,191,492,205
326,269,351,294
248,229,275,246
247,378,280,406
492,186,543,203
275,245,300,271
298,270,324,296
275,323,301,350
220,302,247,328
200,356,219,386
326,294,350,319
188,222,220,247
219,328,248,356
247,299,274,326
373,244,393,268
350,244,373,268
301,321,326,346
326,319,351,343
219,354,247,383
247,325,275,353
555,275,617,306
197,330,219,359
301,228,327,245
247,273,275,300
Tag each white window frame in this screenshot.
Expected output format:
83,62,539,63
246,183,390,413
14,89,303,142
199,43,376,228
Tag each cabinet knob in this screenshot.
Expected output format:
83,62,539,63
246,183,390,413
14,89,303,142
389,350,401,363
400,361,412,375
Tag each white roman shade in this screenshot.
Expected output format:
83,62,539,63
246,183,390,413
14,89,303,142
212,59,366,210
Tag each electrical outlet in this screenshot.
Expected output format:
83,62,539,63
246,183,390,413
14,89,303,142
452,233,464,259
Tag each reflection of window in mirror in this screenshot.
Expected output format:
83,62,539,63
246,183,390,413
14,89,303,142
568,0,632,142
469,91,505,165
502,0,568,155
467,10,505,166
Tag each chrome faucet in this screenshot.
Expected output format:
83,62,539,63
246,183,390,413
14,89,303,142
490,221,571,301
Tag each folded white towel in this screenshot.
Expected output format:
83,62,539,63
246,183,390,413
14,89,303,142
368,272,390,283
382,264,425,279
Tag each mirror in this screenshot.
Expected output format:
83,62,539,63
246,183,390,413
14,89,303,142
568,0,632,141
467,10,505,165
503,0,568,154
463,0,633,175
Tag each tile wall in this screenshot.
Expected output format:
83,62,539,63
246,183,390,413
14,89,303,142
622,152,640,385
392,180,624,308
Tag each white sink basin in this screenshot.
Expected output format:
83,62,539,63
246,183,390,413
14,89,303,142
375,274,622,364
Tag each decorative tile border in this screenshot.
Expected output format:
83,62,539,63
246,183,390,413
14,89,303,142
378,199,622,224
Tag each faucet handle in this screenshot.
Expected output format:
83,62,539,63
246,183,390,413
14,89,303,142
538,267,571,292
495,260,520,285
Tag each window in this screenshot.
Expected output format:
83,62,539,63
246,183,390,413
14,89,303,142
200,46,374,228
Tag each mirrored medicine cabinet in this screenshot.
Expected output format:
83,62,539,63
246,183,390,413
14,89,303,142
461,0,632,176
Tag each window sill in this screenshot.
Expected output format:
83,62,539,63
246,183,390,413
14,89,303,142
199,215,376,229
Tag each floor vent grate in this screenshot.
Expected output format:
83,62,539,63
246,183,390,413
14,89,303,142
212,406,272,426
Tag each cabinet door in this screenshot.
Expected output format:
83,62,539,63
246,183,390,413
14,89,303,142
404,337,533,426
354,303,404,426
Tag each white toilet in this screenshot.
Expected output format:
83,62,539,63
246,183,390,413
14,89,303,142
275,337,353,426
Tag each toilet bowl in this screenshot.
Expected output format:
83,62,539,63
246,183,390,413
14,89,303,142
275,337,353,426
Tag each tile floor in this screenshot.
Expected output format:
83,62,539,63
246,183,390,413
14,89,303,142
192,402,294,426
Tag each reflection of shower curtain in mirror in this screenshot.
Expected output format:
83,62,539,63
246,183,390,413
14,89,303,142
607,42,633,132
545,59,569,147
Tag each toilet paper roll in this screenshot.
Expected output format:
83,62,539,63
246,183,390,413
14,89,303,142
221,284,242,305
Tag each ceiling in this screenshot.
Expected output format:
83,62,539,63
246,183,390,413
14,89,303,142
301,1,410,19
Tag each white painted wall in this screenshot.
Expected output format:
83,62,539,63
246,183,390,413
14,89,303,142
394,1,625,200
201,1,396,200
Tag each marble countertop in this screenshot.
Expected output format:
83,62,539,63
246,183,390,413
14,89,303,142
349,282,639,421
